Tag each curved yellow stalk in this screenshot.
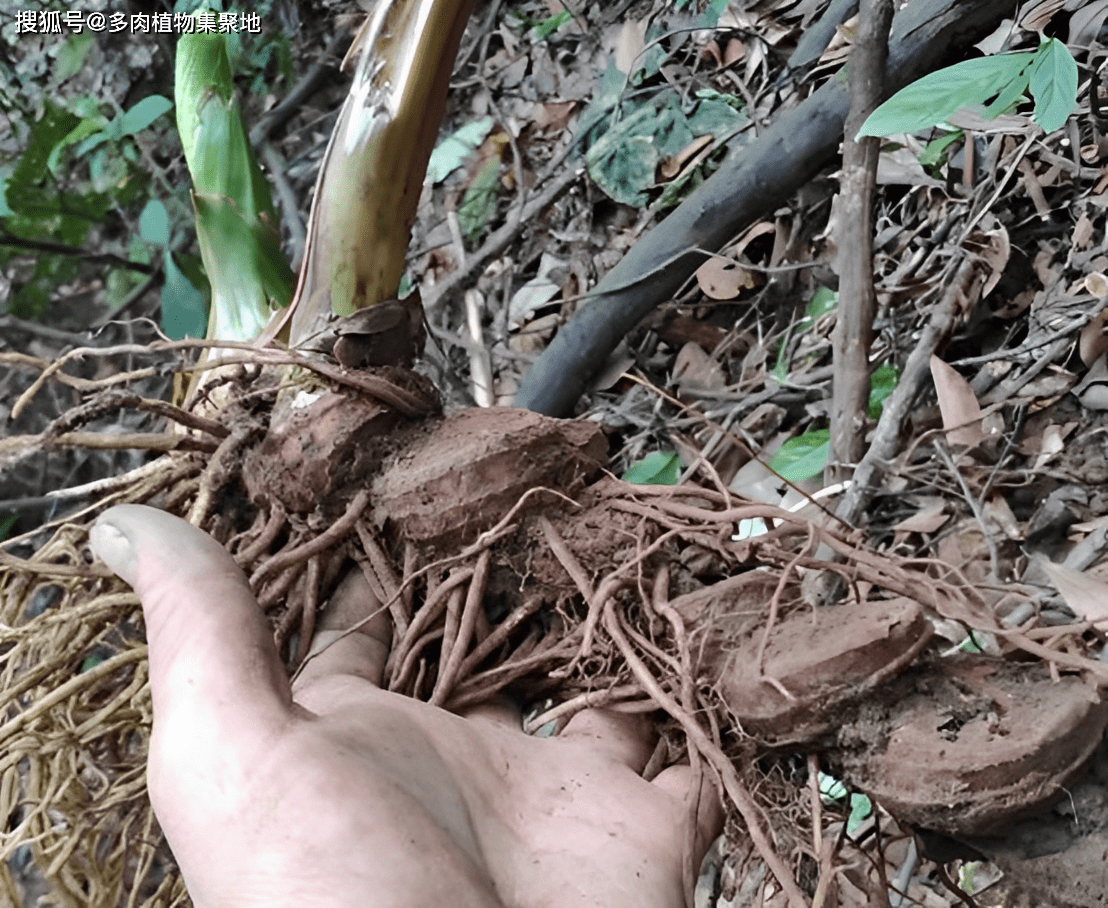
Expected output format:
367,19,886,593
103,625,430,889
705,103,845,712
287,0,477,349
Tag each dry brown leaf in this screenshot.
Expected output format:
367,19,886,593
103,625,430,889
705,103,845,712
1084,272,1108,296
1040,559,1108,626
615,18,646,74
967,222,1010,298
1078,308,1108,367
1020,0,1068,30
673,342,726,392
696,257,755,299
723,37,746,67
660,134,714,180
930,355,985,447
893,502,948,534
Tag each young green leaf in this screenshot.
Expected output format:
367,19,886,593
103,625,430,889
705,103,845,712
160,248,209,341
858,52,1035,137
1028,37,1078,133
426,116,494,184
458,157,501,244
139,199,170,246
622,451,681,485
119,95,173,137
769,430,830,482
867,362,899,419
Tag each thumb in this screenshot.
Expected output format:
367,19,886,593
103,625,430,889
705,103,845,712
90,505,292,734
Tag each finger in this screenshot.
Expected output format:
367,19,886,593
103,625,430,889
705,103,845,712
652,763,725,849
559,708,656,771
292,567,391,692
90,505,292,736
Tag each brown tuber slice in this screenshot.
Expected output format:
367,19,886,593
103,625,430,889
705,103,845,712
711,597,933,747
372,407,608,551
834,656,1108,836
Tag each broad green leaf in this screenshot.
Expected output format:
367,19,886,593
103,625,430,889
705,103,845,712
161,248,209,339
867,362,899,419
458,157,501,244
858,52,1035,137
686,92,745,137
1028,37,1078,133
139,199,170,246
51,117,104,169
696,0,729,28
119,95,173,137
622,451,681,485
426,116,494,184
769,430,830,482
74,131,110,158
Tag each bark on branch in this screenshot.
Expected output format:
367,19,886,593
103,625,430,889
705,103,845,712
515,0,1015,417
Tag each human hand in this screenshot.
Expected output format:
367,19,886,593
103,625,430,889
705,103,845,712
90,505,721,908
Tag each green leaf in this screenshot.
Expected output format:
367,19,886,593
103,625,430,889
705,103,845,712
0,513,17,543
858,52,1035,137
806,286,837,321
0,174,13,218
139,199,170,246
161,248,209,339
458,157,501,244
867,362,899,419
119,95,173,137
769,430,830,482
622,451,681,485
532,9,573,40
847,793,872,834
1028,37,1078,133
427,116,494,184
54,33,95,84
6,102,79,215
918,130,963,169
696,0,729,29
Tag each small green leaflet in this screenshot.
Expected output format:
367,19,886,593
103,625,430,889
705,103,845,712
622,451,681,485
859,37,1077,138
769,430,830,482
426,116,494,184
867,362,899,419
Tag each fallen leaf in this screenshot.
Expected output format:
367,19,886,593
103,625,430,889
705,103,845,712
1078,308,1108,366
930,355,985,447
1040,559,1108,626
893,502,948,534
660,134,714,179
696,256,755,299
673,342,726,392
1084,272,1108,296
615,18,646,74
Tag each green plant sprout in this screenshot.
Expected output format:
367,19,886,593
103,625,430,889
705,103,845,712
769,363,901,483
622,451,681,485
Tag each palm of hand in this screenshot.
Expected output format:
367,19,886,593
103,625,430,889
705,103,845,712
91,506,720,908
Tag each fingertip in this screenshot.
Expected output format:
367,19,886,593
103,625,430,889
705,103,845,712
89,513,139,586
